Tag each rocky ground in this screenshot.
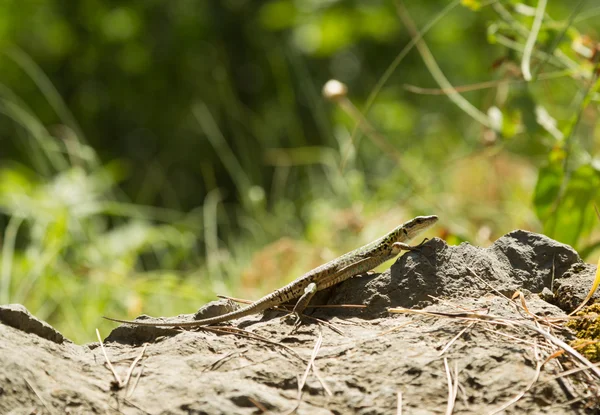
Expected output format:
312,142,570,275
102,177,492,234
1,230,599,414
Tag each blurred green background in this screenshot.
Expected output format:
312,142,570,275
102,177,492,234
0,0,599,343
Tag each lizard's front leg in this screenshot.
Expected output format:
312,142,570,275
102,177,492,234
282,282,317,326
391,238,430,252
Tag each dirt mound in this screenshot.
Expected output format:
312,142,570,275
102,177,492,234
1,231,598,414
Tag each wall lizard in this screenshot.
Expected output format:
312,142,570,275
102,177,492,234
104,215,438,328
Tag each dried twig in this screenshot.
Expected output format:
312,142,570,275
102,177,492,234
248,396,269,413
124,344,147,398
487,346,544,415
284,332,325,414
547,361,600,383
388,308,600,380
443,358,458,415
123,343,148,396
199,325,306,363
378,320,413,336
24,375,55,415
205,351,242,372
397,390,403,415
96,328,123,387
439,322,474,356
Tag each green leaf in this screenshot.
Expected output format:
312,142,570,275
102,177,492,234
534,161,600,247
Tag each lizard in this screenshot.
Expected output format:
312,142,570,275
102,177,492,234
104,215,438,328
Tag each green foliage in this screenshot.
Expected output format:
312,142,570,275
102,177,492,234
534,161,600,247
0,162,204,343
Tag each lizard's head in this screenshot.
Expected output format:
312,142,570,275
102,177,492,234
365,215,439,256
386,215,439,255
400,215,438,241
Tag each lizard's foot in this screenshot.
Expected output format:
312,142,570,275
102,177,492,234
392,238,433,254
280,311,303,326
282,312,306,335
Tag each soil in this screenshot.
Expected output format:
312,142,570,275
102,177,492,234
1,230,599,414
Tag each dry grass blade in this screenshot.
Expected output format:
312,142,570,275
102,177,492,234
487,346,544,415
388,307,600,380
127,358,146,400
402,70,571,95
502,322,600,380
201,325,306,363
248,396,269,413
24,375,55,415
96,328,123,387
378,320,413,336
546,360,600,383
443,358,458,415
480,326,549,349
512,291,563,331
569,256,600,315
397,390,403,415
299,314,344,335
205,351,241,372
123,344,147,398
439,322,474,356
284,332,325,415
310,362,332,397
568,204,600,314
466,268,562,329
310,334,332,396
300,332,324,392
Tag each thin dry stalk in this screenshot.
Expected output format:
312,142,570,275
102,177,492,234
402,70,571,95
299,314,344,335
248,397,269,413
513,290,563,331
127,358,146,400
443,358,458,415
439,322,474,356
397,390,403,415
427,294,483,312
96,328,123,387
311,357,332,397
480,326,550,349
547,361,600,383
487,346,544,415
300,332,324,392
123,343,148,395
388,308,600,380
466,268,561,330
284,332,325,415
216,295,252,304
24,375,55,415
205,351,241,372
200,325,305,362
378,320,413,336
123,344,147,398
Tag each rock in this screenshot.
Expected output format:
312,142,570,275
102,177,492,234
0,304,69,344
0,231,597,414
